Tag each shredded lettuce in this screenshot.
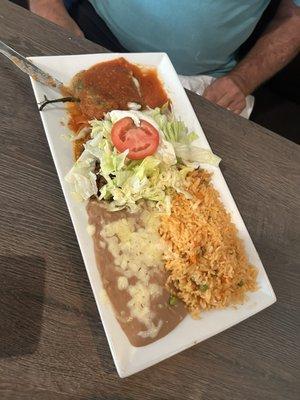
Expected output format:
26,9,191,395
65,151,98,202
99,156,190,212
65,106,220,211
148,106,221,167
173,143,221,167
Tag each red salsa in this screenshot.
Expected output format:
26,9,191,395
64,58,168,159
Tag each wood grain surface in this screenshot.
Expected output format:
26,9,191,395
0,1,299,399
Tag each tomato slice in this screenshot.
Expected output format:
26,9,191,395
111,117,159,160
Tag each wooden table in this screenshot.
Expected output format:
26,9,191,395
0,1,299,399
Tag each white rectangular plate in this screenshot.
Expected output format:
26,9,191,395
29,53,276,377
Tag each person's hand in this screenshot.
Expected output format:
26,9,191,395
29,0,84,38
202,74,247,114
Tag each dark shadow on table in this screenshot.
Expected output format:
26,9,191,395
0,255,46,357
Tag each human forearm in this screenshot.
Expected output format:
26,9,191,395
29,0,65,13
29,0,84,37
228,2,300,95
203,0,300,114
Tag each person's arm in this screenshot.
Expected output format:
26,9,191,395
29,0,84,37
203,0,300,114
